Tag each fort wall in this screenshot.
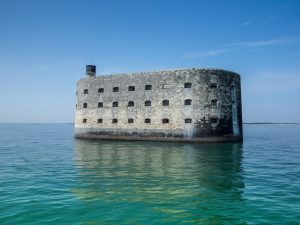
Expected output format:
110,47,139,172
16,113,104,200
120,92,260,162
75,67,243,142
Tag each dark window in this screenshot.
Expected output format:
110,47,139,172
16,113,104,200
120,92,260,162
112,119,118,123
128,118,134,123
185,118,192,123
162,118,169,124
84,89,88,94
184,83,192,88
112,102,118,107
98,88,104,93
128,101,134,107
97,118,103,123
184,99,192,105
128,86,135,91
145,85,152,90
211,83,217,88
83,119,87,123
83,103,88,108
98,102,103,108
211,99,218,106
113,87,119,92
162,100,169,106
145,100,151,106
210,117,218,124
145,118,151,123
76,104,77,109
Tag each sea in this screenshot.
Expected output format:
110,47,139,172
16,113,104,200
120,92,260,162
0,123,299,225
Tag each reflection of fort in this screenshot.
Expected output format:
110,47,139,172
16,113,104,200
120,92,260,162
73,140,246,223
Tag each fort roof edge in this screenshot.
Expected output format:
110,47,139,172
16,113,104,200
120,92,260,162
82,67,240,79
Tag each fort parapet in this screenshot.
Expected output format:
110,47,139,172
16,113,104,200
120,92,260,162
75,65,243,142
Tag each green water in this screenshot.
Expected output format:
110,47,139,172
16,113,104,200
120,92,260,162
0,124,299,224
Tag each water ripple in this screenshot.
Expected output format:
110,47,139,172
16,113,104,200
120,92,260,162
0,124,299,224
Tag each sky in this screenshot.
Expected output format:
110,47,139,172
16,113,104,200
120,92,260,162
0,0,299,123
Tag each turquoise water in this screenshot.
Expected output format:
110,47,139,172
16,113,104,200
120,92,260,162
0,124,299,224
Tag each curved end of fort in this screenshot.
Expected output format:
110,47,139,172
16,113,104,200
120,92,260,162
75,66,243,143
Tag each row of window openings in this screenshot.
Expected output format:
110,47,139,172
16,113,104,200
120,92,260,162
82,118,194,124
80,99,218,108
82,82,210,94
81,99,198,108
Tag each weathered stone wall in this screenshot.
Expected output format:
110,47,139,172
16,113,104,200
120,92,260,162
75,68,243,142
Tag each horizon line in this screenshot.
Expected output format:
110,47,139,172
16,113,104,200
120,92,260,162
0,122,299,125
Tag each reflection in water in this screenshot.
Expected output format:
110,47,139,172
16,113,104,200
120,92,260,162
73,140,246,224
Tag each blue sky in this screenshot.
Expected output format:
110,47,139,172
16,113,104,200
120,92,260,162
0,0,299,123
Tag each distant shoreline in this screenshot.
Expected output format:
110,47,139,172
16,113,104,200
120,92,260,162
243,122,299,125
0,122,299,125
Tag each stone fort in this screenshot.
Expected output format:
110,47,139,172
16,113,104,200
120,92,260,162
75,65,243,142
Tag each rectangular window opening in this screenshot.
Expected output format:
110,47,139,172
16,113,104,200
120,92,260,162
162,118,169,124
145,100,151,106
162,100,169,106
210,83,217,88
185,118,192,123
184,83,192,88
210,118,218,124
128,86,135,91
128,101,134,107
184,99,192,105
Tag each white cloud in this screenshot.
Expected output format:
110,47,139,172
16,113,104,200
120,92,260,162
183,36,300,59
242,21,252,27
183,49,227,59
225,36,300,48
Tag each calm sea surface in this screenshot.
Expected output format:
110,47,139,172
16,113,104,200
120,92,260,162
0,124,299,225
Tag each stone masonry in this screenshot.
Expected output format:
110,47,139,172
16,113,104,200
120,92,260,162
75,65,243,142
